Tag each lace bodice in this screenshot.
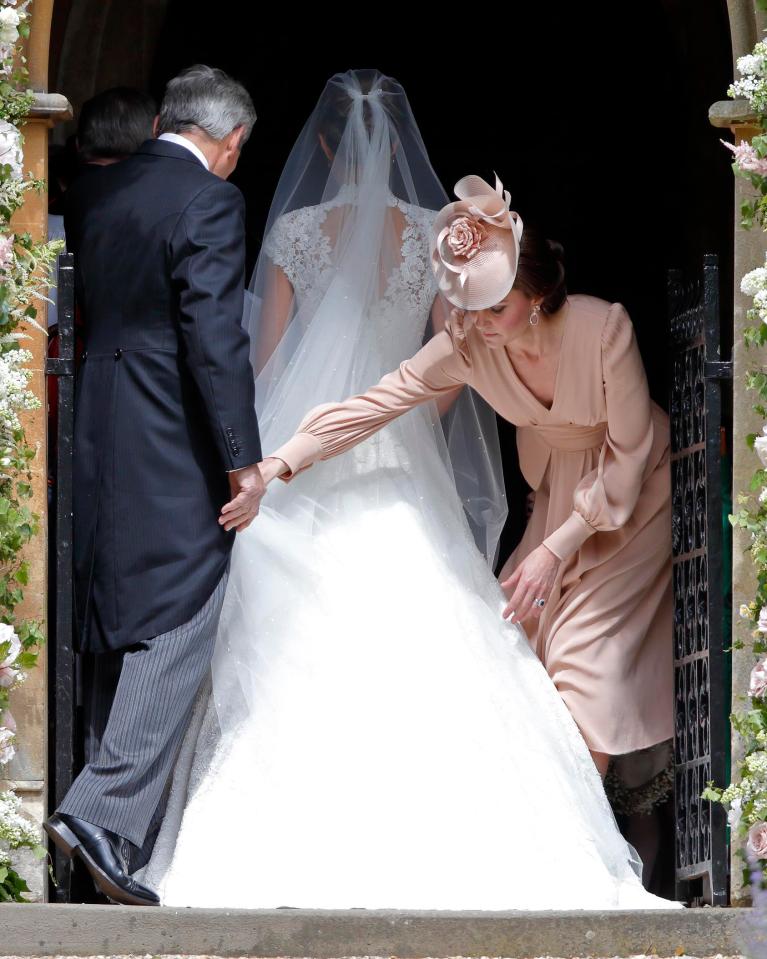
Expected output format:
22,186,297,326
262,189,439,365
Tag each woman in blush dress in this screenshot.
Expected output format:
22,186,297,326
265,173,672,787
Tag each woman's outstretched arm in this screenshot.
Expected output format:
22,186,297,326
263,325,471,482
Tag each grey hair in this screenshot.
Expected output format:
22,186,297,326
158,64,256,143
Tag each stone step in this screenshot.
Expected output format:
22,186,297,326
0,905,753,958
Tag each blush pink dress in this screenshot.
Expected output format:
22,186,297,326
272,294,673,756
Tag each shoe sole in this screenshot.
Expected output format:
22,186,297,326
44,816,159,907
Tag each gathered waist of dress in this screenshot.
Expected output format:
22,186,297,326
519,423,607,453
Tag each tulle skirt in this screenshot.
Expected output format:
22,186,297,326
138,413,679,910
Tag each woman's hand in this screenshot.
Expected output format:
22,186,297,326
500,544,561,624
259,456,290,485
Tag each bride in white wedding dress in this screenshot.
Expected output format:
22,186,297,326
138,69,679,910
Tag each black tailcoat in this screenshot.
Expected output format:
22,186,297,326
65,139,261,652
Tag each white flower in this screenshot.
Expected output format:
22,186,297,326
0,7,20,45
742,266,767,297
0,624,22,686
742,603,754,618
0,791,39,850
760,488,767,504
0,726,15,766
0,42,13,75
0,349,41,431
758,608,767,635
0,623,20,669
728,796,743,830
755,426,767,468
737,54,767,77
730,67,767,112
0,120,23,181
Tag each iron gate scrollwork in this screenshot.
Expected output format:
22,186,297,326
669,253,731,905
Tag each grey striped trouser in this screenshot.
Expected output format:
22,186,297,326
58,573,228,848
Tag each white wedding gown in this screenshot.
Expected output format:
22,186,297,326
138,191,679,910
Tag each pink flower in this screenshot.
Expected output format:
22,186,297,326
1,710,15,733
0,665,19,688
722,139,767,175
751,659,767,697
748,821,767,859
446,216,486,260
0,233,13,272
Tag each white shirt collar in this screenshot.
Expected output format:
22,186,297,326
158,133,210,171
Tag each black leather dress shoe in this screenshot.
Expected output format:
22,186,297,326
45,813,160,906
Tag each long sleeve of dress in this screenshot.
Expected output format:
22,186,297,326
270,327,470,479
543,303,655,562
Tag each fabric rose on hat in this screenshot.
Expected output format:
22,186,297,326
748,821,767,859
0,120,23,181
751,658,767,698
446,216,485,260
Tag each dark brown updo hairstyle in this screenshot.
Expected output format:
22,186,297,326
319,73,405,154
514,226,567,315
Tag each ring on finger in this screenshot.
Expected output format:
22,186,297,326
534,598,546,609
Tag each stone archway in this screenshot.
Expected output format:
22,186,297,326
727,0,765,58
48,0,170,145
8,0,765,903
708,0,767,908
1,0,69,904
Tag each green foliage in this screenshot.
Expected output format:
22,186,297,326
0,865,31,902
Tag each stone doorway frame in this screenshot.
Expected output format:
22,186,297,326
708,0,767,907
6,0,764,902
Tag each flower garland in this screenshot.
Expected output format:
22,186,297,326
0,0,63,902
702,30,767,880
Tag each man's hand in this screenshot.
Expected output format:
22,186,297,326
219,463,267,532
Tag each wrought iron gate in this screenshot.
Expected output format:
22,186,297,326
46,252,77,901
669,253,731,905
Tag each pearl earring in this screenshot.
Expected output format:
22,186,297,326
529,304,541,326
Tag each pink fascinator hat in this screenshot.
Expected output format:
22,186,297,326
431,174,524,311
